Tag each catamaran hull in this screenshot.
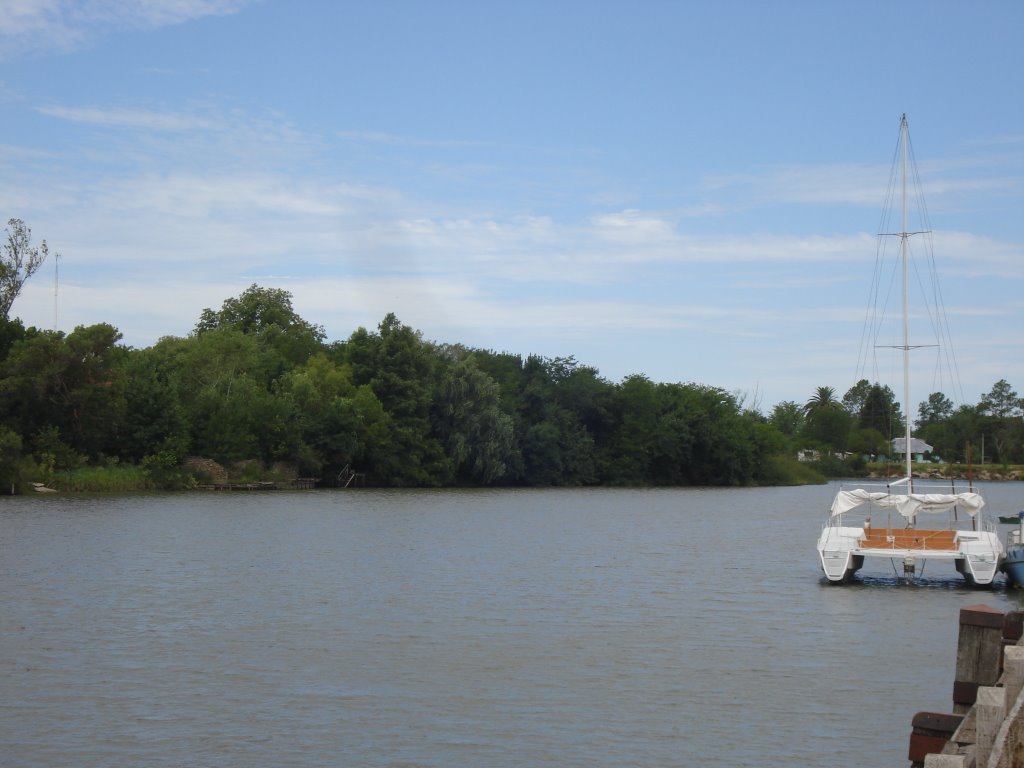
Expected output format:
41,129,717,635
816,526,1002,586
817,525,866,583
818,549,864,583
954,554,1001,587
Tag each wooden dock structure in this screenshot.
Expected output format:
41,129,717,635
908,605,1024,767
200,478,318,491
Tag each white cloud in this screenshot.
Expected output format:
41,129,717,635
703,161,1020,211
703,163,888,206
337,130,492,150
36,105,223,132
5,94,1020,409
592,209,676,242
933,231,1024,277
0,0,253,58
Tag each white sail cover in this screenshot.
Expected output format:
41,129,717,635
830,489,985,520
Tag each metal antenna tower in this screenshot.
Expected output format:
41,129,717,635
53,252,60,330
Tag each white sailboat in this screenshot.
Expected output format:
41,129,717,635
815,114,1003,586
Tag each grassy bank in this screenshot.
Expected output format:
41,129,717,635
16,457,1017,495
37,465,158,493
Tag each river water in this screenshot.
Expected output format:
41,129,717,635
2,483,1023,767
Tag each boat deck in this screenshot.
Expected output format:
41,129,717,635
858,528,959,551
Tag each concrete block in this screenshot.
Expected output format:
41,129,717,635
976,685,1007,768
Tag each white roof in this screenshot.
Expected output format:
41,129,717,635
890,437,933,454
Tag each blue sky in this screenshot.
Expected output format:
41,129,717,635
2,0,1022,414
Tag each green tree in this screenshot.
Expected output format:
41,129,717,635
917,392,954,428
557,362,616,451
1,218,51,320
608,380,758,486
800,385,852,453
150,328,282,464
277,354,364,477
119,346,190,463
0,323,127,459
978,380,1021,418
915,392,956,460
344,314,450,485
63,323,128,458
0,316,26,362
514,355,600,485
944,405,982,464
603,374,662,484
848,427,887,459
858,383,902,437
435,356,514,484
348,314,434,417
206,374,294,465
977,380,1023,464
683,384,757,486
0,426,22,493
0,329,66,443
769,400,804,438
803,405,853,453
842,379,873,415
804,385,841,414
196,284,325,367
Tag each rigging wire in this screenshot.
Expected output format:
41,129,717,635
906,124,967,407
853,115,967,425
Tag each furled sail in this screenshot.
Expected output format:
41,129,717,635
829,489,985,520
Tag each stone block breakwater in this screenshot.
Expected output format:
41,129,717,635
867,470,1023,482
908,605,1024,767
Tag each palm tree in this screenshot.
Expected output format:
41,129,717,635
804,386,840,414
803,385,852,453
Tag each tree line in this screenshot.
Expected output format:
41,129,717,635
1,220,1020,491
0,284,795,489
772,379,1023,469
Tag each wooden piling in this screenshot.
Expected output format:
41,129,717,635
909,712,963,765
953,604,1005,714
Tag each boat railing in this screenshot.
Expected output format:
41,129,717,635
836,479,980,496
978,518,998,535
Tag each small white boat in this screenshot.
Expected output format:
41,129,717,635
814,114,1003,586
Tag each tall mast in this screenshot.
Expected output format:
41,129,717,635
900,114,912,486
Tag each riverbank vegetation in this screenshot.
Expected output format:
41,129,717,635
1,284,1021,493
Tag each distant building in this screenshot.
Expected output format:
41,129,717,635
890,437,933,462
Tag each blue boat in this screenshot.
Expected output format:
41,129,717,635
1003,512,1024,588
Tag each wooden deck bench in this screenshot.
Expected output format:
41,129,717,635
859,528,959,551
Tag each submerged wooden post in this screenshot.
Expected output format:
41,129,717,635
953,604,1005,714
